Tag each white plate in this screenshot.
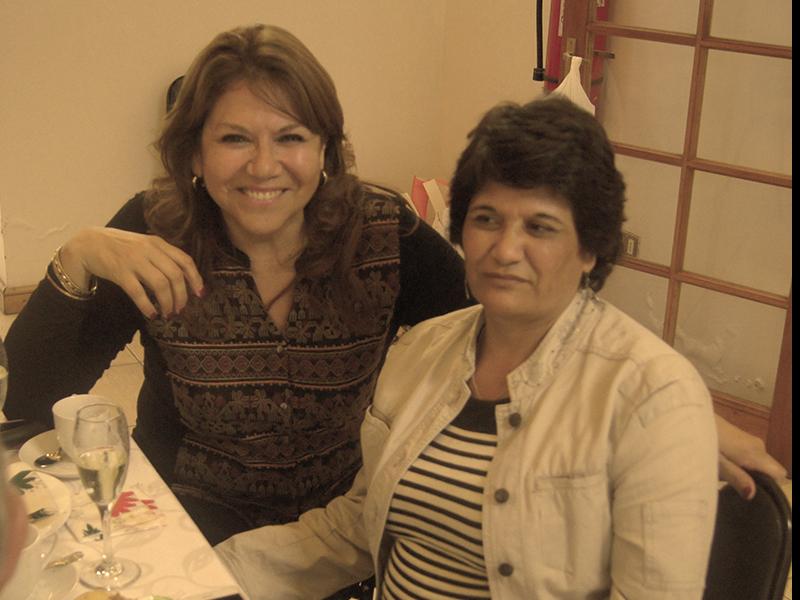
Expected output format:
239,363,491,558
6,462,72,540
26,563,78,600
19,429,79,479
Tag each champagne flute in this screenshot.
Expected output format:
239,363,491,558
73,403,140,589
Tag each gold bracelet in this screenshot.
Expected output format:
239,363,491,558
46,271,92,301
51,246,97,299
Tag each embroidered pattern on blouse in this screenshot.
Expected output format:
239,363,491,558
144,196,402,526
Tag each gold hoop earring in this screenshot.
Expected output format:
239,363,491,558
319,170,329,187
192,175,204,190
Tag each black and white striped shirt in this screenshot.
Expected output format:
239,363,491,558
381,396,509,599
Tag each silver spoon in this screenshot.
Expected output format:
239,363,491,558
34,446,63,467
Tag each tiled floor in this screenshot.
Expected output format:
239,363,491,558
0,310,792,597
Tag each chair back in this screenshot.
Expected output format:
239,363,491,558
703,471,792,600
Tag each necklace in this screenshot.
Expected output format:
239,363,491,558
264,276,295,312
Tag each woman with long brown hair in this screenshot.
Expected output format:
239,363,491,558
4,25,468,553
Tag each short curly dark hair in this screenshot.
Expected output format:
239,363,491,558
449,96,626,291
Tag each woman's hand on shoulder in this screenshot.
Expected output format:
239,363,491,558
716,414,788,500
61,227,204,318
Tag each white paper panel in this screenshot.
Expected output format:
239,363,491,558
599,266,668,337
615,155,680,266
675,285,785,406
685,172,792,296
607,0,699,33
698,51,792,175
597,38,694,153
711,1,792,46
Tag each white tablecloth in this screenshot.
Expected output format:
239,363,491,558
7,434,246,600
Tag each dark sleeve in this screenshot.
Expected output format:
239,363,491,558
3,194,149,427
106,191,150,231
394,204,474,328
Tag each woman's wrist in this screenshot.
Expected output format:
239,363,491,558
57,237,95,290
48,236,97,299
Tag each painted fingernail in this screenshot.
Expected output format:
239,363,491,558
196,286,207,298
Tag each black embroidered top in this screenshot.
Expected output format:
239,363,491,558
4,189,469,542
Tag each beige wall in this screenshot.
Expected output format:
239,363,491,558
438,0,546,178
0,0,547,288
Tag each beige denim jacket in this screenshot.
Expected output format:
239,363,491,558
217,292,718,599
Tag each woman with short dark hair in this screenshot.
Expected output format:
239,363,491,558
218,97,720,599
449,97,625,292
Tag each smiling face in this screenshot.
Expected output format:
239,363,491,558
462,181,596,329
192,80,325,252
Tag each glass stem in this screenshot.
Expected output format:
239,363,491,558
99,503,115,571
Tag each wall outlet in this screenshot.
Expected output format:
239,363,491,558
621,231,640,257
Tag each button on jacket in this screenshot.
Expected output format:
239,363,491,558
218,291,718,599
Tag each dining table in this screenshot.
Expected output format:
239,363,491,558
2,417,248,600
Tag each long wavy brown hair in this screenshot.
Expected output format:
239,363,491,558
145,24,369,316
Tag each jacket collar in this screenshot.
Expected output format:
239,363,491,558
462,290,598,408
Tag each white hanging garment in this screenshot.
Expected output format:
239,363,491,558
551,55,596,115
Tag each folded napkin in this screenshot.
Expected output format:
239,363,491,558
8,467,60,527
67,484,165,542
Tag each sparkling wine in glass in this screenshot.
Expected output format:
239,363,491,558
73,403,140,589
